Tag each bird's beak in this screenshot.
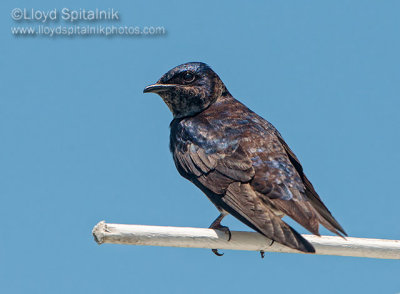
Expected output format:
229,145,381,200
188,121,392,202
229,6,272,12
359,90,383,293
143,83,175,94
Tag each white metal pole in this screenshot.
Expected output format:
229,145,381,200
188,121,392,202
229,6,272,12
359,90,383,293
92,221,400,259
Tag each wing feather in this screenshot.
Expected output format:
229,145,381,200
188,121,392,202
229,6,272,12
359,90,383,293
275,133,347,236
171,110,346,253
223,182,315,252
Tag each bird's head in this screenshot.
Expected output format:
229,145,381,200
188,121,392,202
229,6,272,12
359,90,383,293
143,62,227,118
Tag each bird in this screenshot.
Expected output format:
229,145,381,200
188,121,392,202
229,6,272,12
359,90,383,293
143,62,347,256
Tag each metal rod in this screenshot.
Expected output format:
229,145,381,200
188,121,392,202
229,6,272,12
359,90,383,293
92,221,400,259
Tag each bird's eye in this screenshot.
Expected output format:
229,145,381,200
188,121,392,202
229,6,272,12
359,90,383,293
182,71,196,83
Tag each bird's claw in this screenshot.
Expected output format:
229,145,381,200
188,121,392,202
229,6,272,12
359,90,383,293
259,240,274,258
212,249,224,256
212,225,232,241
210,225,230,257
208,213,230,256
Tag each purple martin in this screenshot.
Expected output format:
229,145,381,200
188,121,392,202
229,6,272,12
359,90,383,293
144,62,346,255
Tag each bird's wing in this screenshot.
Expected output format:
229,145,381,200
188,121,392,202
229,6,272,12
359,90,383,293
274,131,347,236
173,138,317,252
173,142,253,193
223,181,315,252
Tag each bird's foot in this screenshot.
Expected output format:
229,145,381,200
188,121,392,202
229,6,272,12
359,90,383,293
210,225,231,256
209,212,230,256
259,240,274,258
211,224,232,241
212,249,224,257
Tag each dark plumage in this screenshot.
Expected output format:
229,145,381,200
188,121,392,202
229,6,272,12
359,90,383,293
144,62,346,255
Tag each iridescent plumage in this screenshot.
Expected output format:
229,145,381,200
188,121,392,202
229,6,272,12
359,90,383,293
144,62,346,254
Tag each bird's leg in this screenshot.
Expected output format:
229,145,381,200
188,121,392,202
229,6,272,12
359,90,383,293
209,212,231,257
209,212,231,240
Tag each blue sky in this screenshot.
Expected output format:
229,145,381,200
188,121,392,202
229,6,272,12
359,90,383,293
1,1,399,293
